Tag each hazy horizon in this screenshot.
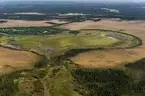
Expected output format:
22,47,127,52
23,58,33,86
1,0,145,3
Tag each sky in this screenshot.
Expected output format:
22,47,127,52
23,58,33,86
1,0,145,3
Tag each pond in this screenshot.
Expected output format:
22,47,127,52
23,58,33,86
106,33,122,40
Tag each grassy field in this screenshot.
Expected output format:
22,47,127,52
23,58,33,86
13,34,116,55
0,29,140,57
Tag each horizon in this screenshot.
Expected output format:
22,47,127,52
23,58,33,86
1,0,145,3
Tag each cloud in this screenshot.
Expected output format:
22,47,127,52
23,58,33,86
101,8,120,13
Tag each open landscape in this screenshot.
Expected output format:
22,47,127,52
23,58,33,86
0,19,68,28
59,19,145,69
0,1,145,96
0,47,40,74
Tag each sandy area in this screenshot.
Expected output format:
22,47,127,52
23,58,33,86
68,19,145,68
0,47,40,74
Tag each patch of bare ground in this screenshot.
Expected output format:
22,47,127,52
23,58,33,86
0,47,40,75
67,19,145,68
0,19,68,28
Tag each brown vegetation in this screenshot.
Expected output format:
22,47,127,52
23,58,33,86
71,49,141,69
0,47,40,74
0,19,68,28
